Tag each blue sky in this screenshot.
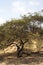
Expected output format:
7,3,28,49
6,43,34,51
0,0,43,24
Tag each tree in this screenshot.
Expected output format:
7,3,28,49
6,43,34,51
15,39,28,57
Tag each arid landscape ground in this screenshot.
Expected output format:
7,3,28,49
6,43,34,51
0,50,43,65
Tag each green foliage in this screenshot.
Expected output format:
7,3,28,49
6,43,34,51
0,10,43,50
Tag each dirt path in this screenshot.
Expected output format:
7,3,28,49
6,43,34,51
0,52,43,65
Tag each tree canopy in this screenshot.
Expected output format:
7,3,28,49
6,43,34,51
0,10,43,52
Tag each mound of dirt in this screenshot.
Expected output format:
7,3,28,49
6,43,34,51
0,44,17,54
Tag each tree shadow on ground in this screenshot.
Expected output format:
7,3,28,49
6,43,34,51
0,52,43,65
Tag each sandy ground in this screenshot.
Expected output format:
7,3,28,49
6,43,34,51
0,43,43,65
0,52,43,65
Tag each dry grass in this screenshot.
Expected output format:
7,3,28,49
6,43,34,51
0,41,43,65
0,51,43,65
